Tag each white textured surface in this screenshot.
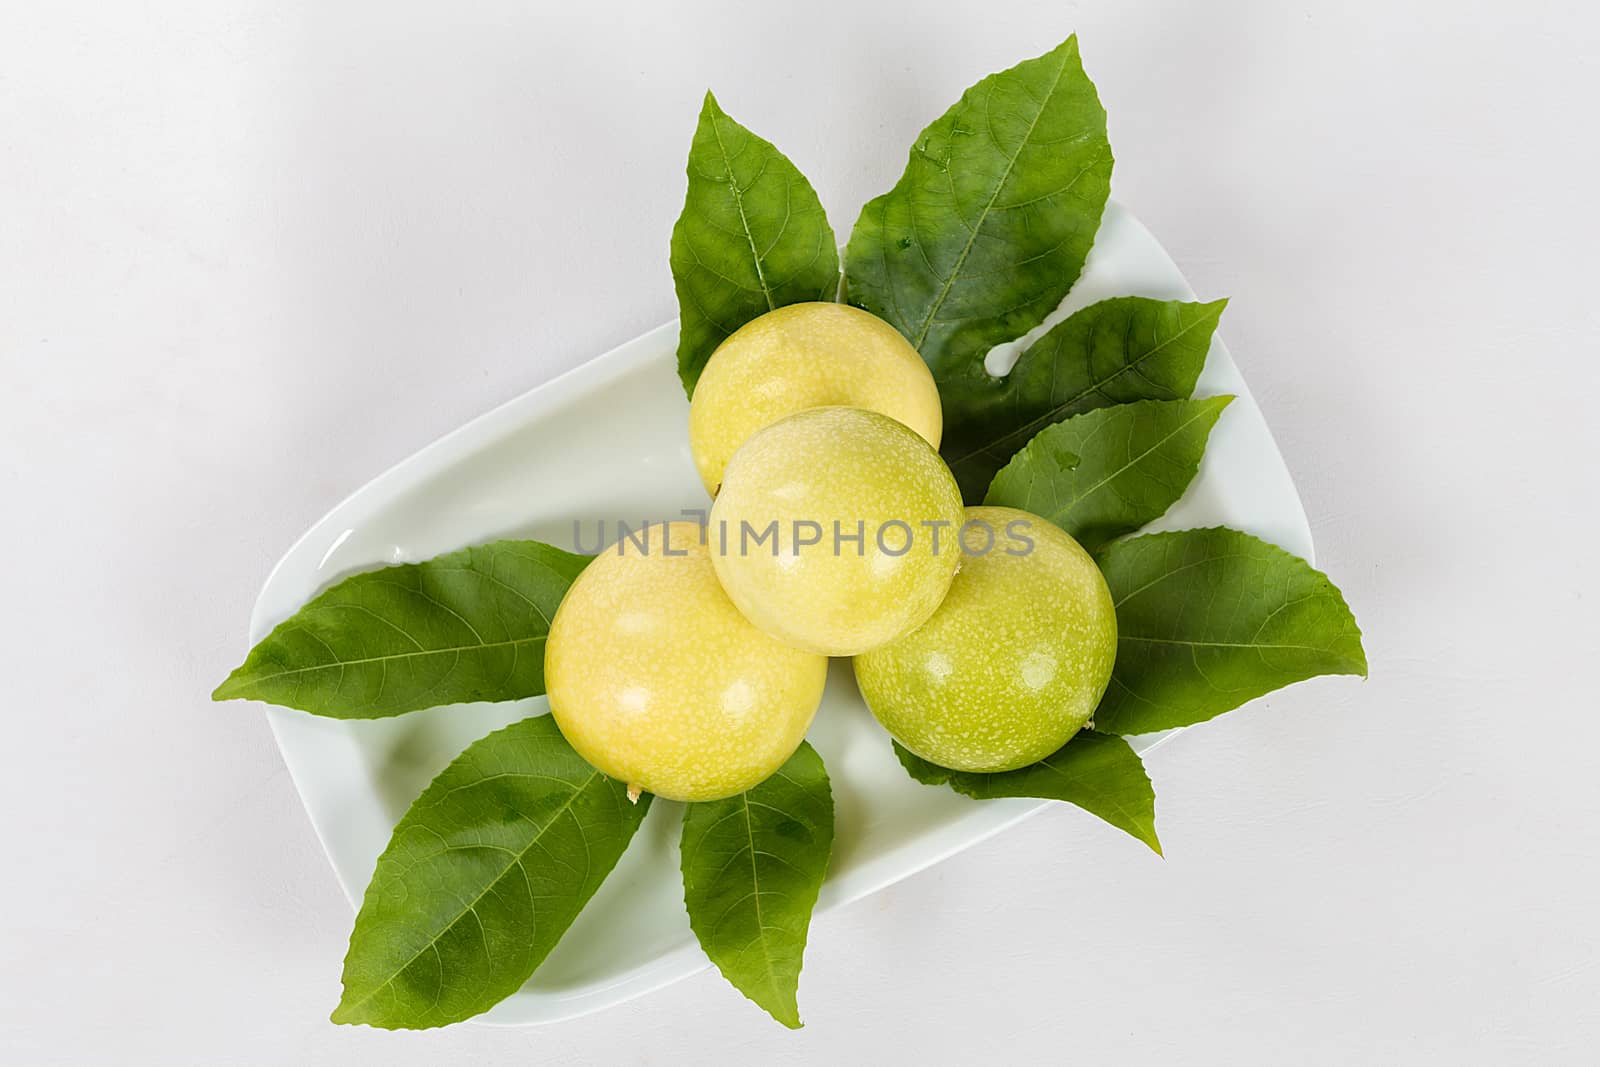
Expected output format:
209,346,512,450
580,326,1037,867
3,2,1598,1063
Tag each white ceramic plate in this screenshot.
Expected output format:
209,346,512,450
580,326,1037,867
249,202,1313,1026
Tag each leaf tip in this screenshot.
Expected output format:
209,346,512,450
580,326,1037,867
210,672,245,702
759,991,804,1030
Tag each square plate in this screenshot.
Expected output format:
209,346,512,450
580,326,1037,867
249,202,1313,1025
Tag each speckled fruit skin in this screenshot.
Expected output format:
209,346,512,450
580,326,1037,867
854,506,1118,773
688,302,943,495
709,406,965,657
544,522,828,802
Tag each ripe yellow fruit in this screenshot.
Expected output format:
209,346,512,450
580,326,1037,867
854,507,1118,773
544,521,827,801
709,407,965,657
688,302,943,495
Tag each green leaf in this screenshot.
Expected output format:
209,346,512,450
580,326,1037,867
985,396,1233,552
1096,528,1368,735
332,715,651,1029
894,732,1160,854
680,742,833,1029
213,541,588,719
844,35,1112,383
670,91,840,395
944,296,1228,501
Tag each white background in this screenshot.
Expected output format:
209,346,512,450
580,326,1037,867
4,1,1598,1063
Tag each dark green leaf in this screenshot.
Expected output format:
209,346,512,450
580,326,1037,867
213,541,588,718
844,35,1111,384
986,396,1233,551
670,91,840,395
680,742,833,1029
332,715,651,1029
894,732,1160,854
1096,528,1368,734
944,296,1228,501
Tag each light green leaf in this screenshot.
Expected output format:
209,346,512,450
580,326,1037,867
986,396,1233,551
945,296,1227,501
680,742,833,1029
894,732,1160,854
844,35,1111,383
213,541,588,718
671,91,840,395
1096,528,1368,734
332,715,651,1029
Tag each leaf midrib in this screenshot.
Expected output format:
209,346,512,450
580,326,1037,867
951,306,1221,466
1109,550,1257,607
218,634,548,691
1120,635,1351,653
910,49,1073,351
708,109,776,313
740,792,785,1009
1017,401,1222,524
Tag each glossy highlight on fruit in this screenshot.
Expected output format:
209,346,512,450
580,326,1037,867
544,521,828,801
709,406,965,657
688,302,943,495
854,506,1117,773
